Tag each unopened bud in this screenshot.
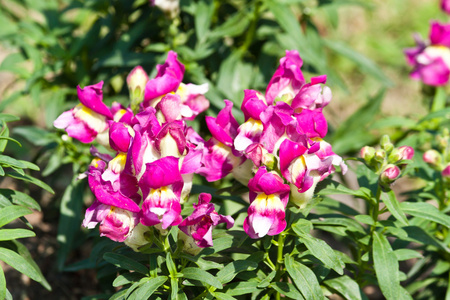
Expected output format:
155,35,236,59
398,146,414,161
127,66,149,109
388,149,402,163
380,164,401,184
374,149,386,162
442,164,450,178
263,153,276,170
380,135,394,153
360,146,375,163
423,149,441,166
437,135,449,150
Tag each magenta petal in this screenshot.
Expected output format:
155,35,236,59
157,94,182,122
99,208,136,242
155,121,187,155
144,51,185,104
279,139,307,180
265,50,305,104
241,89,268,121
140,156,182,189
417,57,450,86
77,81,113,118
109,122,132,152
429,21,450,47
206,116,234,146
248,167,290,196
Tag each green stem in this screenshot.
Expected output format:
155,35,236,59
274,232,287,300
239,0,261,55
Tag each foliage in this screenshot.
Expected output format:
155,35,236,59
0,0,449,299
0,114,53,298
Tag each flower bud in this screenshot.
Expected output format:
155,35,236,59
442,163,450,177
423,149,441,166
374,149,386,162
380,135,394,153
398,146,414,161
388,149,402,163
127,66,149,110
380,164,401,185
360,146,375,163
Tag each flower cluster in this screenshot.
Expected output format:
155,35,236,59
55,51,232,251
404,21,450,86
193,50,346,239
360,135,415,189
54,50,345,251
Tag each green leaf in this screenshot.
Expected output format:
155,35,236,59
0,189,41,211
13,126,55,146
271,282,304,299
0,246,41,281
291,219,313,235
112,272,144,287
324,275,367,300
209,11,250,40
216,260,258,284
297,233,345,275
103,253,149,275
182,267,222,289
214,292,237,300
0,229,35,241
419,107,450,122
394,249,423,261
372,231,412,300
166,252,177,276
56,176,85,270
322,39,391,86
194,0,214,42
223,281,260,296
400,202,450,228
0,205,33,227
0,266,5,300
133,276,168,299
6,171,54,193
369,117,417,130
382,190,408,226
0,154,27,169
0,114,20,123
265,0,314,63
0,240,50,290
331,90,384,154
284,255,323,300
317,180,372,201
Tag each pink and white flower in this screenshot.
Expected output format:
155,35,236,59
243,167,290,239
54,81,113,143
179,193,234,248
405,21,450,86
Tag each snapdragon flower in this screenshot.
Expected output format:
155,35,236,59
179,193,234,248
405,21,450,86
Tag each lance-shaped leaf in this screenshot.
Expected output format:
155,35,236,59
285,255,323,300
372,231,412,300
382,190,408,226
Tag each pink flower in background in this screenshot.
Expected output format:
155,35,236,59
179,193,234,248
405,21,450,86
442,0,450,14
